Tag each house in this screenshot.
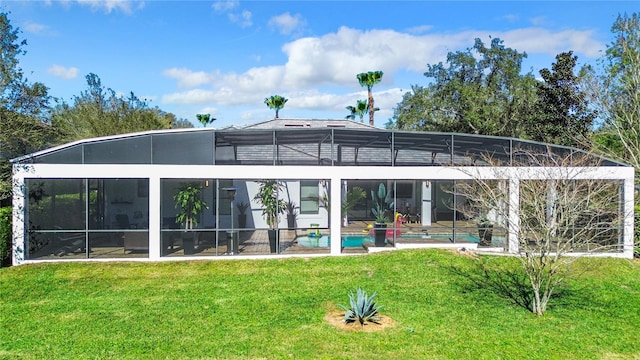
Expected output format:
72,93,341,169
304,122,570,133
10,119,635,264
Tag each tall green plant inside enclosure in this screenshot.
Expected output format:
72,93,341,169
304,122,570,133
174,183,208,229
371,183,394,224
253,180,286,228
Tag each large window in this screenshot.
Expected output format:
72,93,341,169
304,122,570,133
25,178,149,260
300,180,319,214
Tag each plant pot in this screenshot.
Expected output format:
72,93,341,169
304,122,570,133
374,223,387,247
268,229,278,253
238,214,247,228
182,233,195,255
477,224,493,246
286,214,296,230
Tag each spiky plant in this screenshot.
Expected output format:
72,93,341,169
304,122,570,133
338,287,384,326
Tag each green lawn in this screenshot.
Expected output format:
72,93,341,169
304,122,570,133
1,249,639,359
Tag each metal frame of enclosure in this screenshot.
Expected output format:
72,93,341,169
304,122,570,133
11,126,635,264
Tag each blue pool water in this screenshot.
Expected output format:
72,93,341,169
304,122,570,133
297,233,487,247
399,233,480,243
297,235,373,248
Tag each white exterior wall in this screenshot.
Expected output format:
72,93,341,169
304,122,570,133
12,163,636,264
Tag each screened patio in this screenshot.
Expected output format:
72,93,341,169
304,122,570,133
11,125,636,264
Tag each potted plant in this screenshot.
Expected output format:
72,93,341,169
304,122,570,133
371,183,394,246
236,201,249,228
285,201,298,229
477,217,493,246
174,182,208,255
253,180,286,253
342,186,366,227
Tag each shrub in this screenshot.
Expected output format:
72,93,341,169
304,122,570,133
0,206,11,267
339,287,384,326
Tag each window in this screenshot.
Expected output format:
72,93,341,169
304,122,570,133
218,179,233,215
300,180,319,214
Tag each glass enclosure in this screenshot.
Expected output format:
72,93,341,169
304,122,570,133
22,175,624,260
159,178,331,257
26,178,149,260
16,127,629,261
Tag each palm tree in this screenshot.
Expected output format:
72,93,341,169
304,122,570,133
356,71,384,126
264,95,288,119
345,99,368,122
196,113,216,127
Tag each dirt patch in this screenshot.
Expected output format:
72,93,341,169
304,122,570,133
324,309,396,332
447,247,478,258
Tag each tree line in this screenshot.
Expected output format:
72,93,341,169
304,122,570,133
388,14,639,178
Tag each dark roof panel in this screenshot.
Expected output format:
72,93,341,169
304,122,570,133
12,125,629,167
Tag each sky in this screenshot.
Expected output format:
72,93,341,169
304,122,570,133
2,0,637,128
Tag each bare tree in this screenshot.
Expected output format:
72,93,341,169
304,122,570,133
454,150,624,315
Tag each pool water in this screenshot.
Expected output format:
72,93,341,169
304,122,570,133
399,233,480,243
297,233,489,247
297,235,373,248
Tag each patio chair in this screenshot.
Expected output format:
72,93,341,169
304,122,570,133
408,207,421,223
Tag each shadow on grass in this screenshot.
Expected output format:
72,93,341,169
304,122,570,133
444,255,595,314
445,258,534,312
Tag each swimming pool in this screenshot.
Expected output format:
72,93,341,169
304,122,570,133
399,233,480,243
296,234,373,248
297,233,496,247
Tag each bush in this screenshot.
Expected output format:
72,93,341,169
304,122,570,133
0,206,11,267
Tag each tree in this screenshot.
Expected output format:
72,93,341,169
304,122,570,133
0,12,54,204
588,13,640,184
264,95,288,119
356,71,383,126
196,113,216,127
525,51,596,149
454,151,623,315
51,73,174,142
345,99,377,123
391,38,536,138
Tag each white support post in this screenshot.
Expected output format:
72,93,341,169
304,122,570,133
508,178,520,254
148,176,161,260
330,176,342,255
12,172,25,265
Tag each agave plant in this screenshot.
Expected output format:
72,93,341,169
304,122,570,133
338,287,384,326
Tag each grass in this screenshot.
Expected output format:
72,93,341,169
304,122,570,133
1,249,639,359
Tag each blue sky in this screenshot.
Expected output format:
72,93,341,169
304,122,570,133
3,1,637,128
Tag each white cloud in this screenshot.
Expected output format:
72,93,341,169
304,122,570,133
268,12,306,35
162,89,218,105
500,14,519,23
163,68,215,88
22,21,50,35
228,9,252,28
74,0,143,14
530,16,547,26
198,106,219,117
405,25,433,34
213,0,251,27
161,25,604,117
212,0,238,13
498,28,602,57
48,64,79,79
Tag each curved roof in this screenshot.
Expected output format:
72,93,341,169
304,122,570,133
12,125,628,167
